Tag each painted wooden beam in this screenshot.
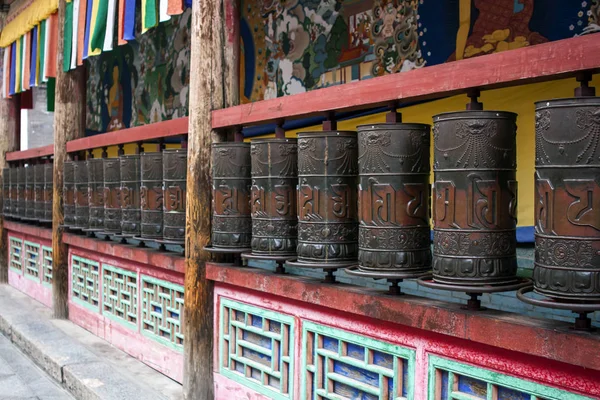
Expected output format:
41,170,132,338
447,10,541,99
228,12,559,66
6,144,54,162
4,220,52,240
52,0,86,319
66,117,189,153
212,34,600,129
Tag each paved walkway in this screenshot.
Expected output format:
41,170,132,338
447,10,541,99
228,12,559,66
0,333,72,400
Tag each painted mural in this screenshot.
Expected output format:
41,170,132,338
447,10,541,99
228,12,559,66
241,0,600,103
86,8,191,133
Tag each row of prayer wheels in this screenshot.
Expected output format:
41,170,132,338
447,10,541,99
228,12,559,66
209,92,600,322
62,149,187,245
2,163,53,223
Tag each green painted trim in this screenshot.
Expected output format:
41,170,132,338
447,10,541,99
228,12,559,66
70,254,100,312
9,237,23,275
301,320,415,400
23,241,41,281
101,264,138,331
41,245,53,287
219,298,295,400
427,355,594,400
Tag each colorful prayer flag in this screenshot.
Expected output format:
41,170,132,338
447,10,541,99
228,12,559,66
39,19,47,82
71,0,80,70
167,0,183,16
142,0,158,34
104,0,117,51
117,0,127,45
90,0,107,53
30,26,38,88
46,13,58,79
63,1,73,72
9,43,16,95
123,0,135,41
159,0,171,22
83,0,93,59
15,36,21,93
3,47,10,98
77,0,87,65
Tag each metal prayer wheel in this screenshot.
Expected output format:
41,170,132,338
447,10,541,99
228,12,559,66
211,143,252,249
533,97,600,301
249,138,298,255
2,168,10,216
10,167,18,217
162,149,187,244
73,160,89,229
24,166,35,219
16,167,25,219
356,123,431,275
294,131,359,266
140,152,163,240
43,163,53,223
63,161,76,227
120,155,141,236
103,158,121,234
432,111,518,286
87,159,104,231
34,164,45,221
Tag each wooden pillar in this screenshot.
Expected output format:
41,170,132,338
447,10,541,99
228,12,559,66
52,0,86,318
0,11,21,284
183,0,237,397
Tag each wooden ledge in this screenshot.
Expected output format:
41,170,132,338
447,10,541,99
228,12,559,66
6,145,54,162
207,263,600,371
64,233,185,275
3,220,52,240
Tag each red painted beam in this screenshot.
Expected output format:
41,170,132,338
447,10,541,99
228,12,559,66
66,117,189,153
3,220,53,240
212,34,600,129
206,263,600,372
6,144,54,162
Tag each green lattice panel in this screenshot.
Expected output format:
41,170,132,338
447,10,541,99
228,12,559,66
42,246,53,286
301,321,415,400
24,241,40,281
219,298,295,400
141,276,184,350
102,264,138,329
427,355,594,400
71,255,100,311
9,237,22,274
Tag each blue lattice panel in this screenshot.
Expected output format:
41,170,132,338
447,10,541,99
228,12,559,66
42,246,52,286
141,276,184,350
301,322,415,400
9,237,23,274
428,356,593,400
24,241,40,281
71,255,100,311
219,298,295,400
102,265,138,329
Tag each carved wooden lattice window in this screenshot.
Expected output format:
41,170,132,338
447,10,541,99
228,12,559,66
219,298,295,400
302,321,415,400
24,241,40,280
141,276,184,350
42,246,52,286
428,356,594,400
71,255,100,311
102,264,138,329
9,237,23,274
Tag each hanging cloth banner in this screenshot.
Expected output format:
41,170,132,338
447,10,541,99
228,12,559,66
77,0,87,65
88,0,101,56
23,31,32,91
63,1,74,72
167,0,183,15
117,0,126,45
3,47,10,98
90,0,109,53
142,0,158,33
9,43,16,95
46,13,58,79
0,0,59,48
159,0,171,22
35,24,41,86
123,0,135,41
15,37,21,93
71,0,80,70
30,26,38,88
103,0,117,51
39,19,47,82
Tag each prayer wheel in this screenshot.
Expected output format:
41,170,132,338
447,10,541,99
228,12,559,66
24,166,35,220
432,111,518,286
250,138,298,255
120,155,141,237
2,168,9,216
73,160,89,229
211,143,252,249
356,123,431,275
140,152,163,240
293,131,359,266
16,166,25,219
43,163,53,223
10,167,18,217
533,97,600,301
103,158,121,234
34,164,45,221
162,149,187,244
87,159,104,231
63,161,76,227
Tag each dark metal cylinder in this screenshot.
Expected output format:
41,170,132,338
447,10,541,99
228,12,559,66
120,155,141,236
533,97,600,301
34,164,44,221
140,152,163,240
432,111,518,286
43,163,53,222
88,159,104,230
16,167,26,219
10,167,18,217
211,143,252,249
24,166,35,219
296,131,359,264
2,168,10,216
357,124,431,274
162,149,187,243
73,160,89,229
103,158,121,234
250,138,298,255
64,161,76,227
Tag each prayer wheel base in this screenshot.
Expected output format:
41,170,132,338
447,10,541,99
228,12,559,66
286,259,358,283
242,253,297,275
346,267,432,295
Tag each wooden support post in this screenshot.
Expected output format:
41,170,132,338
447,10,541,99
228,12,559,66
52,0,86,318
183,0,235,397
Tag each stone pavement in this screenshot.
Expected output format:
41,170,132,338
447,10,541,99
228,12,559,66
0,333,72,400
